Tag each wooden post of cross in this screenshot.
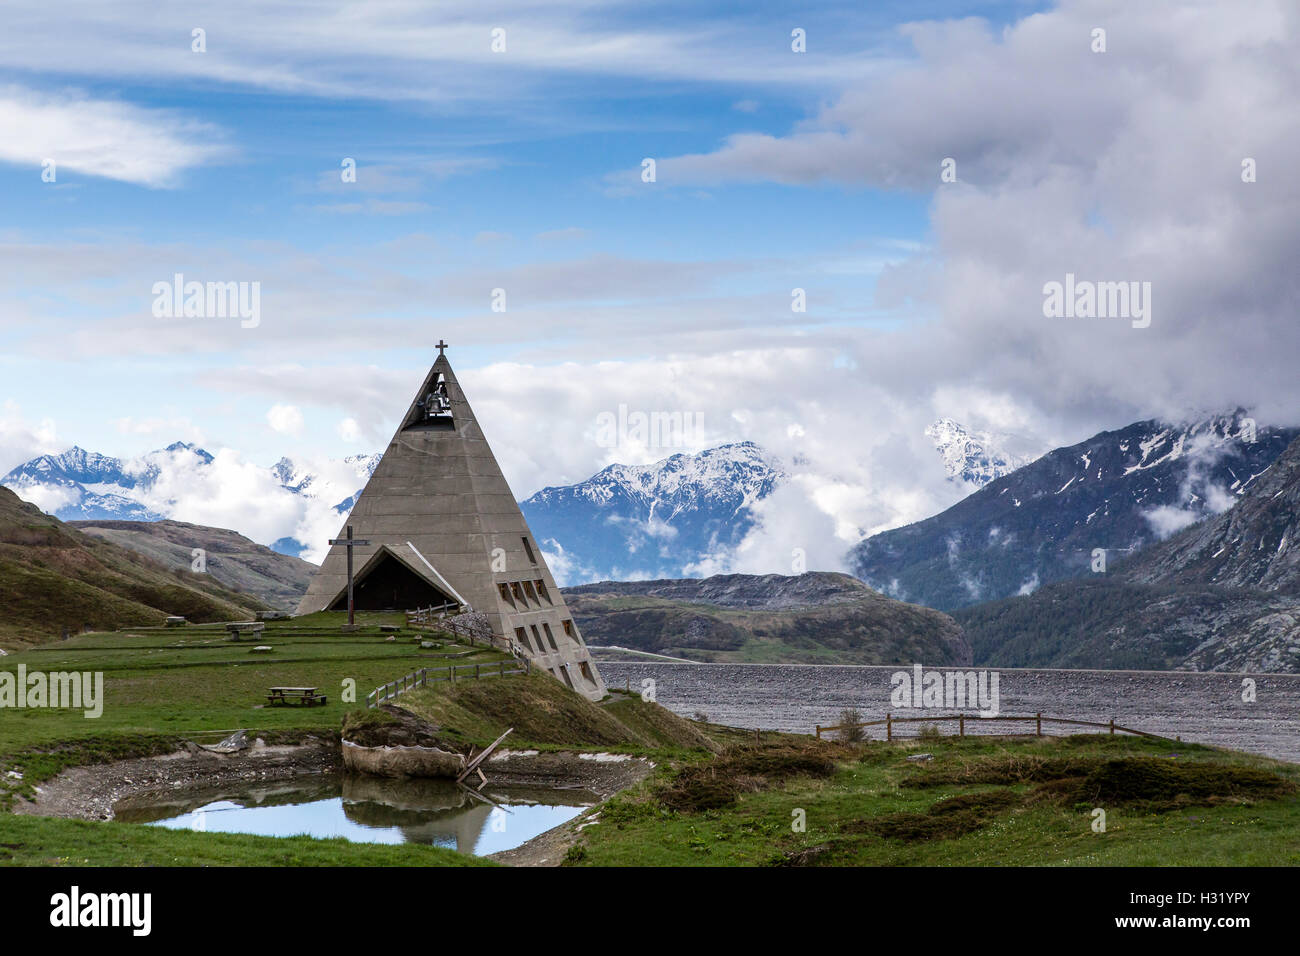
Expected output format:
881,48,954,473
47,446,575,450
328,525,370,628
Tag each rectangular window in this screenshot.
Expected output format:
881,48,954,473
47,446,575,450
514,626,530,652
562,619,574,637
523,580,539,604
522,536,537,564
530,625,544,651
535,580,551,603
542,622,559,651
511,582,525,605
498,583,513,605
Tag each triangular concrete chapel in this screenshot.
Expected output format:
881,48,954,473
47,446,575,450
296,345,607,700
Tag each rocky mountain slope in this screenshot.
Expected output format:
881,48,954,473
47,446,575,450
521,442,783,582
70,519,316,612
957,435,1300,673
0,487,266,649
852,413,1297,611
563,571,970,665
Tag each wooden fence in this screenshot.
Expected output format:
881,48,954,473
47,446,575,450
405,602,463,627
405,605,516,654
814,712,1174,742
366,658,531,709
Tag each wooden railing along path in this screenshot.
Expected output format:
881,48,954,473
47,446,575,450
366,658,531,709
405,605,521,656
814,712,1175,742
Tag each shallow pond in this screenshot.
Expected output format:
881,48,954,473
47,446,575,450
114,774,598,856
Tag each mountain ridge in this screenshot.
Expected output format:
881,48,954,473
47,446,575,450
957,434,1300,673
852,412,1298,612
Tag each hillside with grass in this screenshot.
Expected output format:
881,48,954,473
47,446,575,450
565,732,1300,866
0,609,1296,868
70,518,315,613
0,487,267,649
390,670,717,753
564,572,970,665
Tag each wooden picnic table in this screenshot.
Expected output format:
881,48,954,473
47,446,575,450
266,686,327,707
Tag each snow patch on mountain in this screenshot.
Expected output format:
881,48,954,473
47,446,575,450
925,419,1035,486
521,442,786,584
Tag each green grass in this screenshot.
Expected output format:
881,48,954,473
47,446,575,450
0,613,508,804
566,583,966,666
5,612,1299,869
396,672,717,753
0,813,487,866
0,612,515,866
566,733,1300,866
0,487,268,648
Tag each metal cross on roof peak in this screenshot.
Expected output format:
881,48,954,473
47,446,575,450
437,339,449,356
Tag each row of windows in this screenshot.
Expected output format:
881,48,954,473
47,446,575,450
550,660,598,691
498,578,552,608
513,619,580,655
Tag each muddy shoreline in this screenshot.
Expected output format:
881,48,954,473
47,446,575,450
13,738,341,822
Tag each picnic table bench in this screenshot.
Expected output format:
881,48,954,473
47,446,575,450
226,622,265,641
266,686,327,707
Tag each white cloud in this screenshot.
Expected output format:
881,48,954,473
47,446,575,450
267,404,305,436
336,417,363,442
0,2,892,106
0,86,228,187
646,0,1300,429
0,400,58,475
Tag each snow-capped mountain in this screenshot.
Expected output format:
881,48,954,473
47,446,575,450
960,432,1300,673
271,453,382,511
520,441,784,584
0,443,211,521
926,419,1035,485
852,411,1300,612
1,443,381,555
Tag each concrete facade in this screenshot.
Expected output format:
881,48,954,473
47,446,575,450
296,352,608,701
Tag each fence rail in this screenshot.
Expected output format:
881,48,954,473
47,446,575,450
405,605,517,655
405,603,463,627
814,712,1174,742
366,658,531,709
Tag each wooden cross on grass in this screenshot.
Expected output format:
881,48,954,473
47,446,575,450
328,525,370,627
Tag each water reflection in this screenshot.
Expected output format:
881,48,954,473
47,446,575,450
114,774,598,855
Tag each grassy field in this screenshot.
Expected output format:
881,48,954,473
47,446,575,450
0,813,484,867
565,733,1300,866
3,614,1298,867
0,611,509,815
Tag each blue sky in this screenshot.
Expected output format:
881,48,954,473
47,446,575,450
0,1,1052,464
1,0,1296,571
